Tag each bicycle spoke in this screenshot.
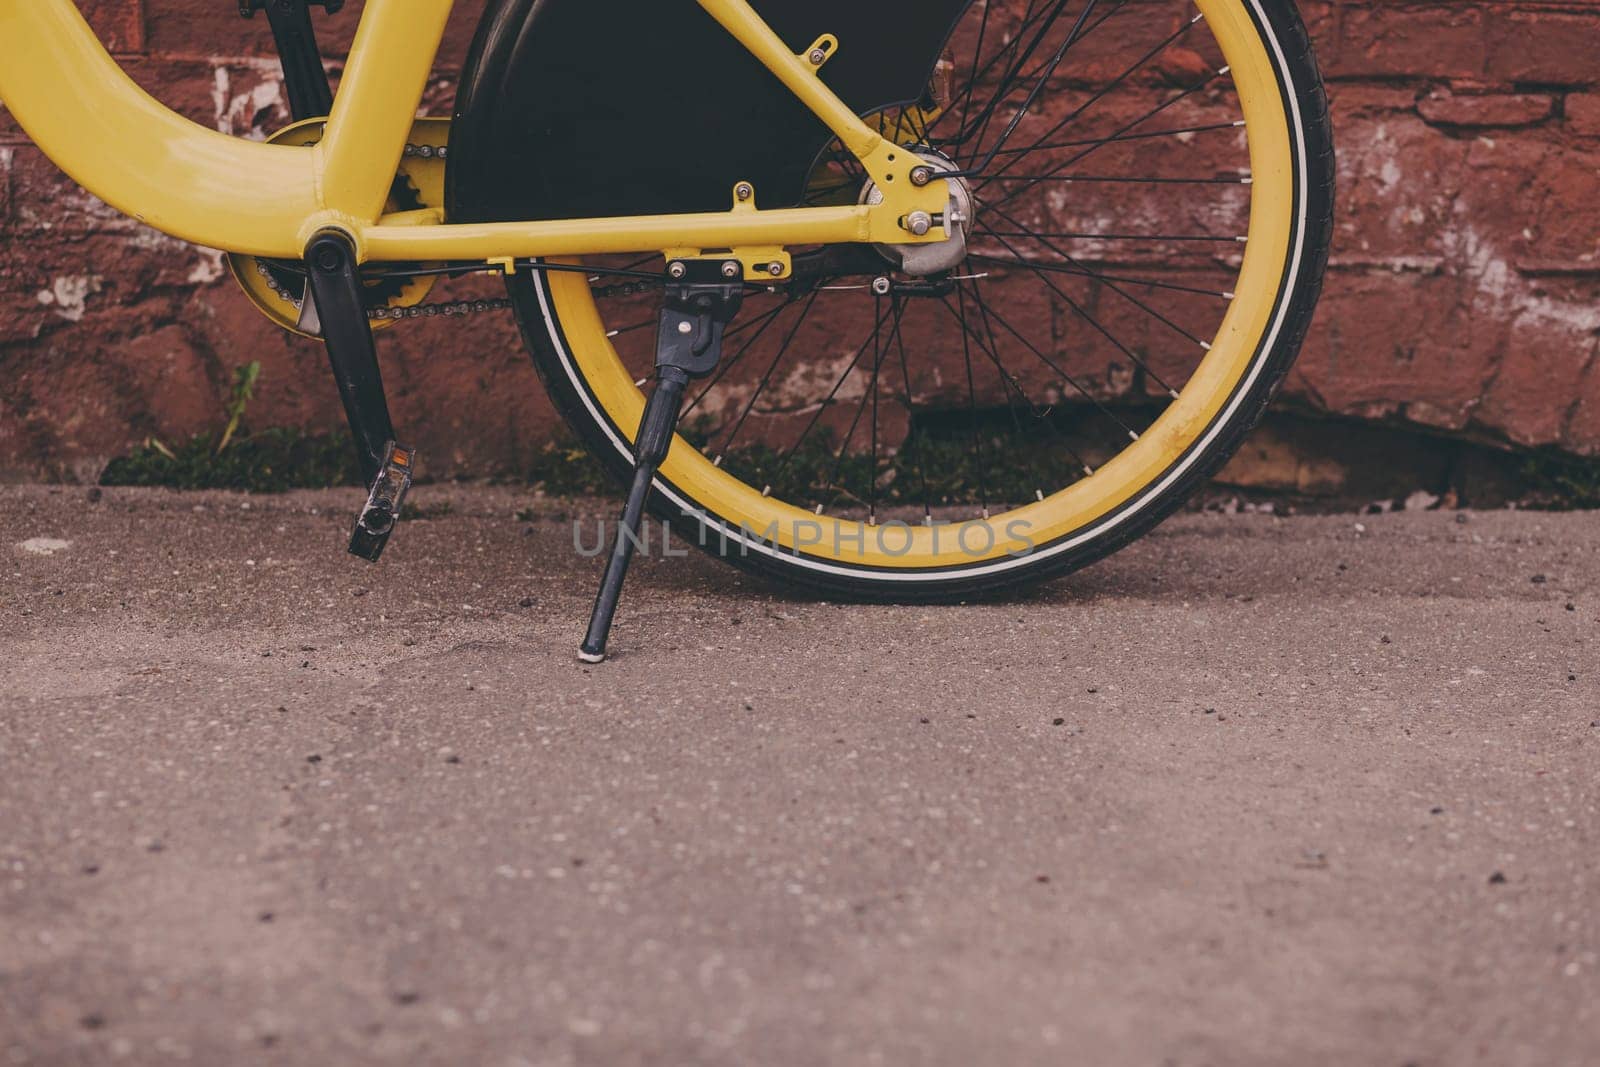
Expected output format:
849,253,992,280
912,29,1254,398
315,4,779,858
983,69,1230,208
975,224,1183,398
869,294,884,523
955,0,1069,156
952,0,995,142
772,299,896,492
982,230,1244,244
954,283,993,517
978,174,1251,185
966,0,1104,173
964,287,1051,505
983,200,1222,350
974,284,1144,443
967,249,1236,300
889,297,935,523
980,10,1204,186
682,300,793,420
714,291,822,461
818,309,893,515
988,119,1246,157
940,285,1094,500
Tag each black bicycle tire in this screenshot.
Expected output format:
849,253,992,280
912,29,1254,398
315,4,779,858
505,0,1335,602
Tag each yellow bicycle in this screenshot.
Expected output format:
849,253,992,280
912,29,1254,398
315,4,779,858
0,0,1333,659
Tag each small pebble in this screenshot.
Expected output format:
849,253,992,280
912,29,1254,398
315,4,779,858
1489,871,1508,885
439,747,461,764
519,597,535,608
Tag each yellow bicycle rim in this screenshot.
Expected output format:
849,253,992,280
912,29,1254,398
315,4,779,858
540,0,1301,575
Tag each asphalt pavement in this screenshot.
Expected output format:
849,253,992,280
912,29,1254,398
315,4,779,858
1,485,1596,1066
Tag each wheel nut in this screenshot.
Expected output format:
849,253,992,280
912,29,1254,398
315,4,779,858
905,211,934,237
872,276,892,295
910,166,934,187
668,261,687,279
734,182,754,202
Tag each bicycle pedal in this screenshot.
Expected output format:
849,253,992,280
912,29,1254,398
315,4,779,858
348,442,416,563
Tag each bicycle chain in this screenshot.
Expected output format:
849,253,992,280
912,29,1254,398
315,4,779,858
365,278,661,321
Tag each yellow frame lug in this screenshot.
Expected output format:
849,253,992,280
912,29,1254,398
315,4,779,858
803,34,839,68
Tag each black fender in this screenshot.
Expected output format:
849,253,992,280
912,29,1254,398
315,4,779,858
445,0,973,225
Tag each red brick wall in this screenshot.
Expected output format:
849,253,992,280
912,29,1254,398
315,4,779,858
2,1,1598,480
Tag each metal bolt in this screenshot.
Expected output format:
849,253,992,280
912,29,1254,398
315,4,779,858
768,262,785,277
668,261,688,279
721,260,741,279
677,320,694,335
734,182,754,202
910,166,934,187
809,47,827,65
872,276,893,296
905,211,934,237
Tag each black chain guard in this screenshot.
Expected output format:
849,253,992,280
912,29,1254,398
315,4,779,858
445,0,973,225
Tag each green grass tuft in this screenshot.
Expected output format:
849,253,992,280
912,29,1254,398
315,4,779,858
1519,451,1600,510
102,429,362,493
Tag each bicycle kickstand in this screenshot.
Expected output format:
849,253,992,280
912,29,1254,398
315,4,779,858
303,229,417,564
579,260,746,662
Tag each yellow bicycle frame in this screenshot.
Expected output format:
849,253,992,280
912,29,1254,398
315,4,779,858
0,0,948,264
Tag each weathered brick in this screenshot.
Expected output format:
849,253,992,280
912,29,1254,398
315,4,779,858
143,0,486,68
79,0,146,55
1485,8,1600,86
1477,275,1600,448
0,147,13,228
1566,93,1600,137
1333,4,1488,81
1417,89,1555,129
1289,268,1507,432
7,0,1600,478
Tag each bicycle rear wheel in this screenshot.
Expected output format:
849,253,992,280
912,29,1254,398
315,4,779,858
507,0,1333,598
